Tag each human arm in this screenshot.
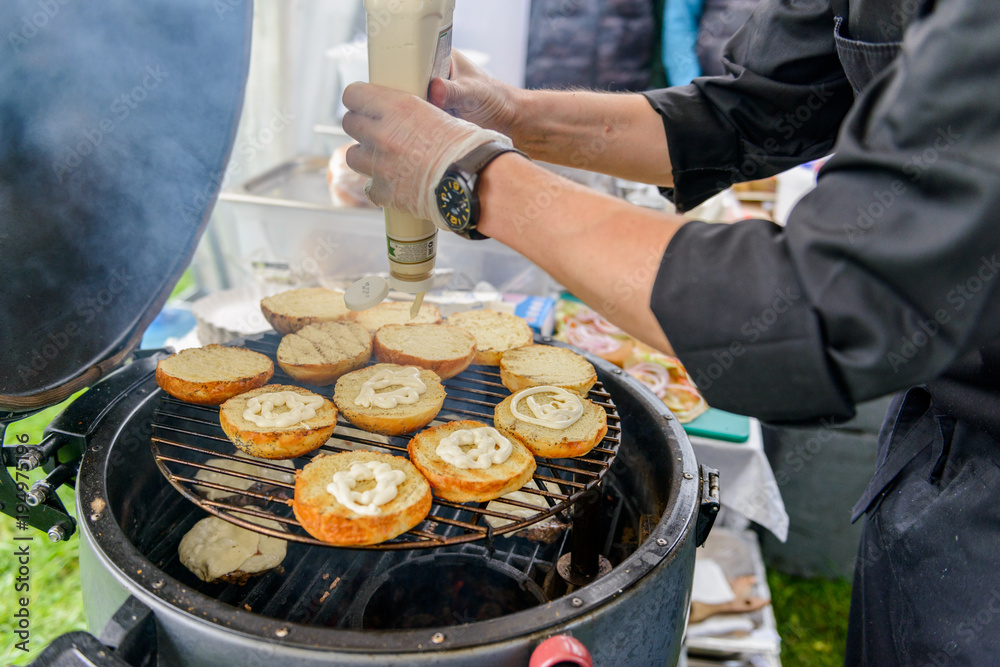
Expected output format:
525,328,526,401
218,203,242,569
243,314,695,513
429,52,674,186
342,83,683,352
431,0,856,210
651,0,1000,421
475,153,681,354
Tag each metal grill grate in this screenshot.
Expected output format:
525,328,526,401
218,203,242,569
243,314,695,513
149,334,622,550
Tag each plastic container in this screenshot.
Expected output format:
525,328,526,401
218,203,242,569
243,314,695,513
210,154,555,296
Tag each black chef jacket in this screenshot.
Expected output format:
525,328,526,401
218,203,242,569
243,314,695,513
643,0,1000,433
643,1,1000,662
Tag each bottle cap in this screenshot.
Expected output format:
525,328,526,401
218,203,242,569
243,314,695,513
388,274,436,294
345,275,390,311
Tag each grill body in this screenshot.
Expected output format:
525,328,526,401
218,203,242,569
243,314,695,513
76,348,702,665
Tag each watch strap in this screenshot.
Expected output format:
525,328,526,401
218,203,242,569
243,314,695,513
460,140,527,176
450,141,527,240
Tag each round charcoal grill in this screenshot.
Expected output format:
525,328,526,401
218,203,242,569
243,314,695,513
149,333,622,549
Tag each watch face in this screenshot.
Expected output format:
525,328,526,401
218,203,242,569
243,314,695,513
435,175,473,232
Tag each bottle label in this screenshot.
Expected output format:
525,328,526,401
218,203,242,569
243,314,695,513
387,235,436,265
432,23,452,81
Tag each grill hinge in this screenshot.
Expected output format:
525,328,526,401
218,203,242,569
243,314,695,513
695,465,721,547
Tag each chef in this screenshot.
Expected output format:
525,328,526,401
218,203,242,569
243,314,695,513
341,0,1000,663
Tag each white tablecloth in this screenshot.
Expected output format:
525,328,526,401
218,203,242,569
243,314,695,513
688,419,789,542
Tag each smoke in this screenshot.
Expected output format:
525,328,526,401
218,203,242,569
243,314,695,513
0,0,251,399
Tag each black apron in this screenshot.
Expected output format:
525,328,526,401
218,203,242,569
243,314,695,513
827,7,1000,664
846,388,1000,664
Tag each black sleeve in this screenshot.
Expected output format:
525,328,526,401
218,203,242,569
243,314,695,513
652,0,1000,422
643,0,854,211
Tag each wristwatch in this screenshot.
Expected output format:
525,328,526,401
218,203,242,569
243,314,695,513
434,140,527,240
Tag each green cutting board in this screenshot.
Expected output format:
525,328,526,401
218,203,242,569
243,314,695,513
682,408,751,443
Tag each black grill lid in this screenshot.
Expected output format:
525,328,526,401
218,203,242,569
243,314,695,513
0,0,252,412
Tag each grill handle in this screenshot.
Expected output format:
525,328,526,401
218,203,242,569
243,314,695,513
695,465,721,548
1,350,168,539
28,595,157,666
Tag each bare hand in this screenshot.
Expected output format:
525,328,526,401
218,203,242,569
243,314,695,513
428,50,519,136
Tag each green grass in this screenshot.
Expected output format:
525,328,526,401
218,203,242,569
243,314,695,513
1,400,87,665
0,277,194,664
768,569,853,666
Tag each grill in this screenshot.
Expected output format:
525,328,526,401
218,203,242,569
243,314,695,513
23,338,713,665
148,334,623,550
128,442,640,631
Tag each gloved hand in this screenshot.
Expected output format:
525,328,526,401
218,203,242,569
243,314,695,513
428,50,520,135
342,82,512,229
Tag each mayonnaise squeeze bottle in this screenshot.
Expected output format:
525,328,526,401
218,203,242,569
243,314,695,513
348,0,456,317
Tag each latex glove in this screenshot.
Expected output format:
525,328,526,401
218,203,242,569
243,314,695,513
428,50,519,136
342,81,512,229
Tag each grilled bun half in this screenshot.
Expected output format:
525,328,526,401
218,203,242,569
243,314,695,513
499,345,597,396
292,450,432,546
494,390,608,459
352,301,443,333
156,344,274,405
219,385,338,459
372,323,476,380
407,420,536,503
446,309,533,366
261,288,352,335
277,321,372,385
333,364,445,436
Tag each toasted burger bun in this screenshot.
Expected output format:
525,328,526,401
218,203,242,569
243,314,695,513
493,390,608,459
372,323,476,380
219,384,338,459
333,364,445,436
156,344,274,405
446,309,534,366
277,321,372,385
407,420,536,503
499,345,597,396
261,288,352,335
352,301,443,333
293,450,432,546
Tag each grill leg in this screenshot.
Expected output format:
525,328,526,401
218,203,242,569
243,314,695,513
570,490,601,580
557,487,612,587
